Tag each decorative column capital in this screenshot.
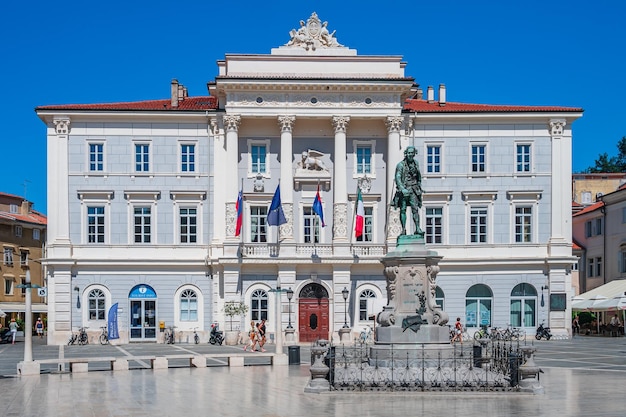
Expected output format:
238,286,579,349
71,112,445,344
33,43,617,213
386,116,404,133
53,117,71,135
223,114,241,132
332,116,350,133
278,115,296,132
549,119,566,137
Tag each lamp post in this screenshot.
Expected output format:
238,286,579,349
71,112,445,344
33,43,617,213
17,269,40,375
286,287,294,329
342,287,349,328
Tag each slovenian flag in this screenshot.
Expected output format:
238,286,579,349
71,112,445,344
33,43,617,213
312,184,325,227
355,188,364,238
235,189,243,237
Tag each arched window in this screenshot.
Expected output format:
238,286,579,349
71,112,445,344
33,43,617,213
180,289,198,321
510,283,537,327
359,289,376,321
88,288,106,320
251,289,268,321
435,286,445,310
465,284,493,328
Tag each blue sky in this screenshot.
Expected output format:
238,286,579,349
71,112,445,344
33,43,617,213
2,1,625,215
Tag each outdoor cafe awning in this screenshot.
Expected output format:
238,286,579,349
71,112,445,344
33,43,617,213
572,280,626,312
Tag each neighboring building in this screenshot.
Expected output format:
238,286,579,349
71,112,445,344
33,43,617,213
37,13,582,344
572,173,626,205
573,184,626,294
0,193,47,327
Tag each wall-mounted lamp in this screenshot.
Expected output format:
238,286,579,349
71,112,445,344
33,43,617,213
342,287,349,328
541,285,549,307
74,286,81,309
286,287,294,329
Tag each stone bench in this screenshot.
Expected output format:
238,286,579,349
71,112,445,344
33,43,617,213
36,357,118,373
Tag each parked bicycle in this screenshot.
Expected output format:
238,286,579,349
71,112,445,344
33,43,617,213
473,325,497,341
164,326,176,344
359,325,374,344
99,326,109,345
68,327,89,346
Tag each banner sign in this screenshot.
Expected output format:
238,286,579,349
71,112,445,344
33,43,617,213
108,303,120,340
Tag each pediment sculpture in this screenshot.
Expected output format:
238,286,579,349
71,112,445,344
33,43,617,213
285,12,343,50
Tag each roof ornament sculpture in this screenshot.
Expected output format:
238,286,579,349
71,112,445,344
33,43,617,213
285,12,343,50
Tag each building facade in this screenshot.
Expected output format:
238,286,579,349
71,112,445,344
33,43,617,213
37,13,582,345
0,193,47,327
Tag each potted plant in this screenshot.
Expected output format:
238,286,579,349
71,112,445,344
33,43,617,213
223,301,248,345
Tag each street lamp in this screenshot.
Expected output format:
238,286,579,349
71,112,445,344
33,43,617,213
74,286,81,309
342,287,349,328
286,287,294,329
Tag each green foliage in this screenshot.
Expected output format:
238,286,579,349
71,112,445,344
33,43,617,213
584,136,626,173
577,311,595,325
223,301,249,331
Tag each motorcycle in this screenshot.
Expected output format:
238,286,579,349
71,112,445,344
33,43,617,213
1,327,13,344
209,323,224,345
535,322,552,340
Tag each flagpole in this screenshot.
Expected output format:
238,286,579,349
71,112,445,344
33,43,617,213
240,178,244,244
276,179,280,246
350,184,358,246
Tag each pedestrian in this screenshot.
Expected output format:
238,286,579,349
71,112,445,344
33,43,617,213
9,318,18,344
572,315,580,336
258,320,267,352
243,320,258,352
35,317,44,339
451,317,463,344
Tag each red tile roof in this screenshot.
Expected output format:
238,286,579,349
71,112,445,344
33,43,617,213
0,211,47,226
403,99,583,113
572,201,604,217
36,96,218,111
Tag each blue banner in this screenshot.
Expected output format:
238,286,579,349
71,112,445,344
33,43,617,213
108,303,119,340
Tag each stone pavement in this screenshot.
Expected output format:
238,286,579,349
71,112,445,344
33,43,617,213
1,335,625,416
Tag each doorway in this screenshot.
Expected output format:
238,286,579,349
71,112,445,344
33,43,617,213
129,285,157,341
298,283,330,342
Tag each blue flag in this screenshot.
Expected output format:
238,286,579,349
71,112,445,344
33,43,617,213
267,184,287,226
312,185,325,227
107,303,119,340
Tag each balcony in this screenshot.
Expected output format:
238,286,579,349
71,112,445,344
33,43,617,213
238,243,387,259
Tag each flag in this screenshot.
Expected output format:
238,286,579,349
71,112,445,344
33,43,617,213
107,303,119,340
312,184,325,227
235,189,243,236
355,188,365,238
267,184,287,226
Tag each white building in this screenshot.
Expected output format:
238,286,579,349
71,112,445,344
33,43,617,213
37,13,582,345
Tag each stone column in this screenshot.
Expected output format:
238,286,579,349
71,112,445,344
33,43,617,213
386,116,404,244
50,117,72,250
332,116,350,244
222,115,240,243
278,116,295,242
547,119,570,253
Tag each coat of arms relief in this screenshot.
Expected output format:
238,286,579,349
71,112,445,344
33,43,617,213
285,12,343,50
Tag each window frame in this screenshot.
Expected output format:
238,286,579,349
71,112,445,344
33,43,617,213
179,288,198,322
510,283,537,328
465,284,493,328
170,192,205,245
87,142,105,172
303,206,322,244
249,205,268,243
247,139,271,177
179,207,198,244
33,229,40,240
4,278,14,296
133,141,151,173
88,288,107,321
425,143,443,175
514,143,532,173
15,225,22,237
469,143,487,174
3,247,14,266
78,191,114,244
352,140,376,178
250,288,269,322
179,141,197,174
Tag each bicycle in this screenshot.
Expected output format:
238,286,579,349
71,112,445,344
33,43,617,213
473,325,497,341
359,325,373,344
99,326,109,345
68,327,89,346
193,327,199,344
68,329,78,346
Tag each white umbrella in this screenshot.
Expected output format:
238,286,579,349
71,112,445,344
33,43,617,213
572,294,608,311
0,308,5,318
593,296,626,311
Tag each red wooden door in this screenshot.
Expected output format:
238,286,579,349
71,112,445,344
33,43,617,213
298,298,330,342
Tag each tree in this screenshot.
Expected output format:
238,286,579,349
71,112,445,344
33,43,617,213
585,136,626,173
223,301,249,331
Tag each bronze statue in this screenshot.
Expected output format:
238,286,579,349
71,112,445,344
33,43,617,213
392,146,423,235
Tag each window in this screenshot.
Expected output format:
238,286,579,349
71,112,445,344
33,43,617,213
356,145,372,174
515,206,532,243
181,144,196,172
510,283,537,327
359,289,376,321
425,207,443,244
15,225,22,237
179,289,198,321
596,256,603,277
4,278,13,295
88,288,106,320
33,229,40,240
595,217,603,236
3,248,13,266
585,221,592,238
355,207,373,242
250,206,268,243
470,207,487,243
426,145,441,174
435,287,445,310
516,144,531,172
471,144,486,173
20,278,26,296
303,207,321,243
581,191,592,204
135,144,150,172
9,204,18,213
465,284,492,327
20,251,28,266
87,206,105,243
89,143,104,171
134,207,151,243
179,208,197,243
588,258,595,277
251,144,267,174
251,289,268,321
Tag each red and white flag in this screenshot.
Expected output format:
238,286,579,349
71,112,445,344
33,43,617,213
355,188,365,238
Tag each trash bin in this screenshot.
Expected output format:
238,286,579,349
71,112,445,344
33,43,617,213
288,345,301,365
473,345,482,368
508,352,519,387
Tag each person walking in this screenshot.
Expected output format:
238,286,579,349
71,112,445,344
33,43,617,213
572,315,580,336
35,317,44,339
243,320,258,352
258,320,267,352
9,318,18,344
451,317,463,344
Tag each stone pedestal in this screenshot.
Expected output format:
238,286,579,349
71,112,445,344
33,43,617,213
285,328,295,344
17,361,40,376
338,327,351,344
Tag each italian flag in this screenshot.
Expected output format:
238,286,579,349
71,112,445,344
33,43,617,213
355,188,365,238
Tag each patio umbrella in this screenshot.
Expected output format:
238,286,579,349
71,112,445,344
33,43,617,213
0,308,5,318
593,296,626,311
572,294,608,311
